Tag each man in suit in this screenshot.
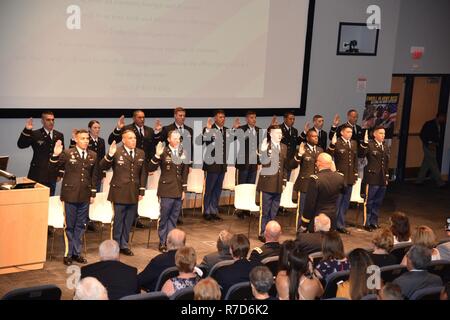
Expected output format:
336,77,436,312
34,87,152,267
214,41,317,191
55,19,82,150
138,229,186,291
148,131,189,252
108,110,162,161
327,124,359,234
393,245,443,299
291,129,324,230
213,234,259,296
300,115,328,150
295,213,330,255
257,125,289,242
329,109,364,143
198,230,234,275
17,111,64,196
249,221,281,263
81,240,139,300
202,110,236,221
100,129,147,256
359,127,390,231
50,129,97,265
280,111,301,180
416,112,447,187
299,153,346,232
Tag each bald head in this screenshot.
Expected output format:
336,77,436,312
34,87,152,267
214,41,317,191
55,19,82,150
264,221,282,243
99,240,120,261
167,229,186,250
316,153,333,171
314,214,331,232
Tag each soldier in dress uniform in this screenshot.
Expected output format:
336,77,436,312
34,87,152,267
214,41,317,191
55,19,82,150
100,129,147,256
299,153,346,232
359,126,390,231
148,131,189,252
290,129,324,231
300,115,328,150
249,221,282,263
327,124,360,234
17,111,64,196
257,125,289,242
280,111,301,180
329,109,364,143
50,129,98,265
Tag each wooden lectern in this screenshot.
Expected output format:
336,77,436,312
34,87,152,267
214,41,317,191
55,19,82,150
0,178,49,274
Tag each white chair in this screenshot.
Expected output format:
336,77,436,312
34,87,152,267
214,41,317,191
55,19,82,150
279,181,298,230
350,177,365,226
131,189,161,248
289,166,300,183
222,166,236,214
102,170,113,195
185,168,205,216
89,192,114,242
233,184,260,238
146,168,161,190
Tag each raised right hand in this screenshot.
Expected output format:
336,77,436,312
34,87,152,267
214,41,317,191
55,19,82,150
155,141,165,156
206,117,213,129
53,140,63,156
71,128,78,141
25,117,33,130
304,121,310,133
117,115,125,129
331,132,337,145
271,115,278,126
298,142,306,156
333,114,340,127
260,138,268,152
108,141,117,156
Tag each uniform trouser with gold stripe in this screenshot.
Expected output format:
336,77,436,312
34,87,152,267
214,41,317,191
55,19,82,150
364,185,386,226
260,192,281,235
113,203,137,249
158,197,182,245
63,202,89,257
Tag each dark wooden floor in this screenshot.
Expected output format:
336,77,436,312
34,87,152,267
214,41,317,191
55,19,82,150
1,181,448,300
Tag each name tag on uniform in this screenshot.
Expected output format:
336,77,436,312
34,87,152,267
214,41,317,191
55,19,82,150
338,149,345,153
117,160,124,165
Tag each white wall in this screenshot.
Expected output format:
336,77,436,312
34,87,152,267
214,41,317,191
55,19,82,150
1,0,403,183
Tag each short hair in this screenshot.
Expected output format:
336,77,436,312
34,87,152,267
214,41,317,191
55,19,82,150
167,229,186,250
412,226,437,249
75,129,89,136
230,234,250,259
246,110,257,117
216,230,233,254
313,114,324,121
283,111,295,118
267,124,282,133
121,128,135,137
175,246,197,273
88,120,100,128
214,109,225,117
390,212,411,242
322,231,345,260
373,125,385,132
133,110,145,117
99,240,120,261
380,283,403,300
41,111,54,118
314,214,331,232
174,106,186,115
372,228,394,252
347,109,358,115
307,128,318,136
74,277,108,300
249,266,274,294
340,123,353,131
194,278,221,300
167,129,180,139
407,245,432,270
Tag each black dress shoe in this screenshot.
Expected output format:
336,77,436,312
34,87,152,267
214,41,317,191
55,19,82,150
158,243,167,253
236,211,245,219
86,221,97,232
337,228,351,235
135,221,146,228
203,215,212,221
258,235,266,243
363,225,373,232
177,218,184,225
211,214,223,221
370,224,380,230
63,257,72,266
120,248,134,256
72,255,87,264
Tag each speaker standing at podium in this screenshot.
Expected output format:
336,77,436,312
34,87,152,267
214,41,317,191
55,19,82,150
17,111,65,196
50,129,98,266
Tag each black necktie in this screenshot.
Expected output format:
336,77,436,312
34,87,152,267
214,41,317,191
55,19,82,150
139,128,143,138
129,150,133,159
81,151,85,160
347,141,351,149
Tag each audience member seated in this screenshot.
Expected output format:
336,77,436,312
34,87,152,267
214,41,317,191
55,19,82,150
377,283,404,300
198,230,233,274
213,234,259,296
81,240,139,300
401,226,441,265
390,212,412,245
250,266,277,300
393,245,443,299
194,278,222,300
295,213,330,255
161,246,201,297
336,248,375,300
276,247,324,300
74,277,108,300
314,231,350,280
436,219,450,261
138,229,186,291
275,240,296,286
250,221,282,263
370,228,397,267
440,282,450,301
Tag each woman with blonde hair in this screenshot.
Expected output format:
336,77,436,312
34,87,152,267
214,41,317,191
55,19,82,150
194,278,221,300
400,226,440,265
